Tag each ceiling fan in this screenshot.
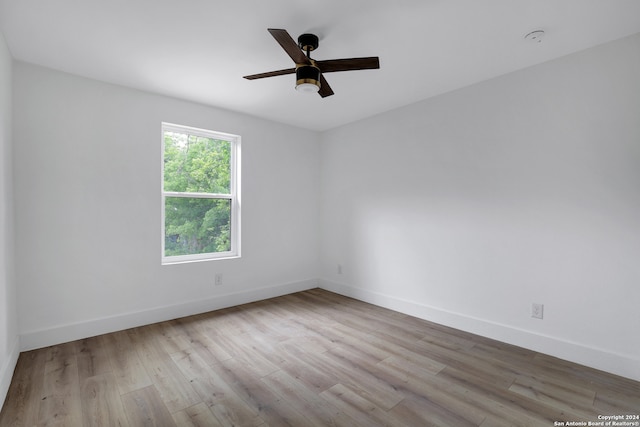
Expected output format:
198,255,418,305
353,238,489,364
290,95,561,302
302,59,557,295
243,28,380,98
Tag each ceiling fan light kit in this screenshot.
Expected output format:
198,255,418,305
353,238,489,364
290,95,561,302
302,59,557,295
243,28,380,98
295,65,321,93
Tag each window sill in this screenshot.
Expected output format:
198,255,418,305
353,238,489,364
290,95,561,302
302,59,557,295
161,254,241,266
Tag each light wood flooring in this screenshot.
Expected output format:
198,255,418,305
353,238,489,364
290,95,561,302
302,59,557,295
1,289,638,426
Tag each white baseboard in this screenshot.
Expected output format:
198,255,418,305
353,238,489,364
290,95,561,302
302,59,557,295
20,278,318,352
0,336,20,410
320,279,640,382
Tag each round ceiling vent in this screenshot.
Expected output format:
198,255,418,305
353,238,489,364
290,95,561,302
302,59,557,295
524,30,545,43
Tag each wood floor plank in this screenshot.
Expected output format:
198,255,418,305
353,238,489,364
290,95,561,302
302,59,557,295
261,369,357,427
121,386,176,427
304,290,430,340
214,356,321,427
317,347,406,411
249,397,319,427
389,395,479,427
0,350,48,426
173,322,233,366
479,415,527,427
37,342,83,426
369,352,488,425
404,372,543,427
401,376,489,425
377,354,444,383
77,335,113,381
172,402,221,427
103,330,154,395
152,321,193,355
282,318,343,352
2,289,639,427
320,383,408,427
246,300,315,341
468,340,538,367
414,337,519,389
593,387,640,414
277,344,340,393
277,294,342,327
170,349,231,403
508,373,597,414
436,365,587,426
318,325,390,366
128,327,202,414
170,349,263,427
532,352,638,392
233,306,291,344
214,331,282,379
417,325,478,351
80,373,130,427
357,329,448,376
216,357,281,408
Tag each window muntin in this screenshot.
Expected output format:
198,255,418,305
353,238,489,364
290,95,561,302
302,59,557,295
162,123,240,264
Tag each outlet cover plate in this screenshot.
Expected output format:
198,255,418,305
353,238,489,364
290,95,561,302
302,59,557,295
531,303,544,319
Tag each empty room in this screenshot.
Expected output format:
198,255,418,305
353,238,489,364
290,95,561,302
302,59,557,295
1,1,639,426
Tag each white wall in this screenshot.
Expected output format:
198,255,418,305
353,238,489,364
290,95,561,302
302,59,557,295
0,30,18,408
320,33,640,380
13,63,320,349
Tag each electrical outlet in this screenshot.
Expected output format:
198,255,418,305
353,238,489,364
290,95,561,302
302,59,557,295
215,273,223,286
531,303,544,319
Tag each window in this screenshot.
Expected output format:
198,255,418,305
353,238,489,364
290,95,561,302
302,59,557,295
162,123,240,264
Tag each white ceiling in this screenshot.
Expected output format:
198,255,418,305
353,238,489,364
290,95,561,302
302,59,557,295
1,0,640,131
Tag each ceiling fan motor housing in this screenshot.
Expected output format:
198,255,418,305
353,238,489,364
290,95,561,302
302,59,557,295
298,33,319,52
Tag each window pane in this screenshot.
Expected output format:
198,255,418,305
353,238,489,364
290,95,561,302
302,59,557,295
164,197,231,256
163,131,231,194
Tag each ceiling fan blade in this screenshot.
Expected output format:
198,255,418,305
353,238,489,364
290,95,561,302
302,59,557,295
316,57,380,73
268,28,310,65
318,75,334,98
243,68,296,80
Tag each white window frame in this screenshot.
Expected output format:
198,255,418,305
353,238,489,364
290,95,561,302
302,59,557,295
161,122,241,264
